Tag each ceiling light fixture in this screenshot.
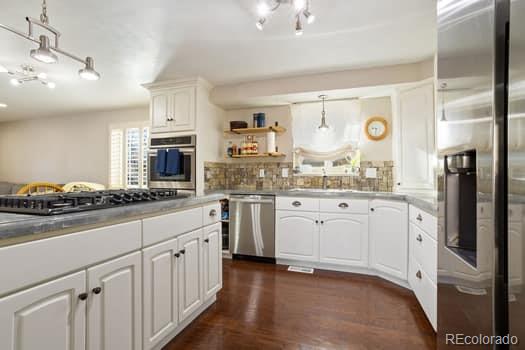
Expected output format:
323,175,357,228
0,103,7,108
3,64,57,89
10,78,21,86
318,95,330,130
0,64,7,73
0,0,100,80
255,0,316,35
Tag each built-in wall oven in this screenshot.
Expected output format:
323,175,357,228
148,134,196,191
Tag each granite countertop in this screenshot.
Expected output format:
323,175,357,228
0,194,225,245
206,189,438,215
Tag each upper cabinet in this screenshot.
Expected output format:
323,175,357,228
393,81,435,193
150,87,196,133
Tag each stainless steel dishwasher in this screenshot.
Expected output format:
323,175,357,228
229,194,275,261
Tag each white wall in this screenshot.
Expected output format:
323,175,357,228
0,107,148,186
223,97,393,163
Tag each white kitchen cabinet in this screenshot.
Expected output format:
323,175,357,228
142,238,179,350
203,223,222,301
319,213,369,268
0,271,86,350
178,229,204,322
394,82,435,192
87,252,142,350
150,87,196,133
369,200,408,280
276,210,319,262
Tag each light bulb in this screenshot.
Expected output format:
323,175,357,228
47,82,56,89
0,103,7,108
0,64,7,73
10,78,21,86
257,2,270,17
37,72,48,79
304,9,315,24
294,0,306,11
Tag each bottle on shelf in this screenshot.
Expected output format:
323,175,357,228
227,141,233,157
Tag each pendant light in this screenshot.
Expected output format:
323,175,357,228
318,95,329,130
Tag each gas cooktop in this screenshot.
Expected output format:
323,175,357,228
0,189,187,216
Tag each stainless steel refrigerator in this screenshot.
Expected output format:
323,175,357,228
437,0,525,348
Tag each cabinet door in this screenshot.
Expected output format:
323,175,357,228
369,200,408,280
178,229,204,322
395,83,435,191
509,222,523,286
203,223,222,301
87,252,142,350
151,93,170,132
171,87,196,132
142,238,179,350
319,213,369,268
0,271,86,350
276,210,319,262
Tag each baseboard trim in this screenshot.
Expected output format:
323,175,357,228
152,295,217,350
276,258,411,290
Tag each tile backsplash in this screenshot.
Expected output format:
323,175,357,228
205,161,394,192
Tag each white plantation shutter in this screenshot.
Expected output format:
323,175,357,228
109,124,149,189
109,129,124,188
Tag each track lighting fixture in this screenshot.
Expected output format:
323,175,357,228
2,64,57,89
0,0,100,80
255,0,315,35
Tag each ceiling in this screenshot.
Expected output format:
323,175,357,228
0,0,436,121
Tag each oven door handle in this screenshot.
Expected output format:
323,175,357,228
230,198,274,205
148,148,195,155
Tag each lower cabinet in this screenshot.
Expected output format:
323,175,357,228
203,223,223,300
276,210,319,261
319,213,369,268
178,229,204,323
0,270,87,350
87,252,142,350
369,200,408,280
142,238,180,350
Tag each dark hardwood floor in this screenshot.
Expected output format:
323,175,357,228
163,259,436,350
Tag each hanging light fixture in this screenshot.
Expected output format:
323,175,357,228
0,0,100,80
255,0,316,35
3,64,57,89
318,95,329,130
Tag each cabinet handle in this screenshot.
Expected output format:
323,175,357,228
416,214,423,222
174,252,180,258
315,220,319,224
416,234,423,242
209,209,217,217
320,220,324,224
370,208,375,212
416,270,422,279
338,202,349,209
204,238,209,243
180,249,186,255
292,201,302,207
78,293,88,301
92,287,102,295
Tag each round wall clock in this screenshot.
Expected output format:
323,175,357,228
365,116,388,141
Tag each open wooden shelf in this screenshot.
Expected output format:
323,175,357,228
224,126,286,135
230,152,285,159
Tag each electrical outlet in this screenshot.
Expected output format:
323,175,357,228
282,168,289,178
259,169,265,178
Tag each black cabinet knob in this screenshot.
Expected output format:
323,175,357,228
180,249,186,255
92,287,102,295
320,221,324,224
370,208,375,212
315,220,319,224
204,238,209,243
174,253,180,258
78,293,88,301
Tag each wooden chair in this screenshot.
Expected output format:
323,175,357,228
16,182,65,195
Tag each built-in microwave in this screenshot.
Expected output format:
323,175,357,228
148,134,196,191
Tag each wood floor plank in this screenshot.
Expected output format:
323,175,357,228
163,259,436,350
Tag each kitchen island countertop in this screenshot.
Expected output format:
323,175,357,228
0,193,226,246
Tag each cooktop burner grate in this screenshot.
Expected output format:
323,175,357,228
0,189,185,215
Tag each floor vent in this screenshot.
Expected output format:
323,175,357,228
287,266,314,274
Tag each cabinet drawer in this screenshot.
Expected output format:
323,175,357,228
143,207,203,246
409,205,437,240
408,258,437,331
202,202,221,227
319,198,368,214
0,221,141,297
409,223,437,284
276,197,319,212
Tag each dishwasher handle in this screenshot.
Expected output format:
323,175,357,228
230,198,275,205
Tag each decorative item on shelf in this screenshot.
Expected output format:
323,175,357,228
365,116,388,141
232,143,238,156
253,114,259,128
0,0,100,80
230,120,248,130
257,113,266,127
266,131,276,153
227,141,233,157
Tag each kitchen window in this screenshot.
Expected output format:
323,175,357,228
109,123,149,189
